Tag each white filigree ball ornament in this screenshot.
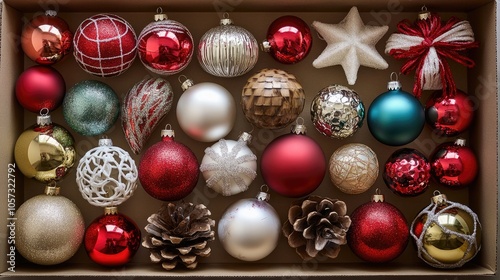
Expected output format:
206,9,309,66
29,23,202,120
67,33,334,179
76,138,138,207
200,132,257,196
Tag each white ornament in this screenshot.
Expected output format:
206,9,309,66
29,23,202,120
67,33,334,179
76,138,138,207
312,6,388,85
218,188,280,261
200,132,257,196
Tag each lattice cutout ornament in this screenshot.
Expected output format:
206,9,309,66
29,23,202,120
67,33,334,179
77,138,138,207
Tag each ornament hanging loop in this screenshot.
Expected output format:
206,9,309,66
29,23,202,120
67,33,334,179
39,107,50,116
388,72,402,91
390,72,398,81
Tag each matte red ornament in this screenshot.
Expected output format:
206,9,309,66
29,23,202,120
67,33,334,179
262,15,312,64
138,126,199,201
21,10,73,65
425,89,474,136
383,148,431,196
261,122,326,197
137,11,194,75
347,192,409,263
73,14,137,77
430,139,478,188
84,208,141,267
15,65,65,112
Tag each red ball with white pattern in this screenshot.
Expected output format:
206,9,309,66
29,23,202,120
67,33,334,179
73,14,137,77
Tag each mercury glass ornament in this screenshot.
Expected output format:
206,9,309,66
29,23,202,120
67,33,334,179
198,13,258,77
311,84,365,139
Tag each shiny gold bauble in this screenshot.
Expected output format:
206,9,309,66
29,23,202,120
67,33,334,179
411,193,481,268
15,186,85,265
14,118,76,183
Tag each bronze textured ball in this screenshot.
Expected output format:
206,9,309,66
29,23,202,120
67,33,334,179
15,188,85,265
241,68,305,129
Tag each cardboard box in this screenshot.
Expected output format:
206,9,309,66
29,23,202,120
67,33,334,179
0,0,497,278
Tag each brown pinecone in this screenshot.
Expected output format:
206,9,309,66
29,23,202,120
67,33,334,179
283,195,351,260
142,201,215,270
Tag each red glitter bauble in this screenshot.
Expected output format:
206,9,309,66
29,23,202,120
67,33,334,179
383,148,431,196
21,11,72,65
84,211,141,267
430,139,478,188
73,14,137,77
347,196,409,263
137,16,194,75
15,65,65,112
425,89,474,136
262,15,312,64
138,130,199,201
261,125,326,198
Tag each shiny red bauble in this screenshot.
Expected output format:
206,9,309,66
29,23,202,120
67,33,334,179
21,11,72,65
84,211,141,267
425,89,474,136
137,15,194,75
138,130,199,201
261,125,326,197
347,195,409,263
383,148,431,196
430,139,478,188
73,14,137,77
15,65,65,112
262,15,312,64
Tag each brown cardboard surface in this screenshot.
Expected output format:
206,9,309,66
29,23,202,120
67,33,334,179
0,0,498,278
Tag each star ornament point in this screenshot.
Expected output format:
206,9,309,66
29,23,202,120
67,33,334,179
312,6,389,85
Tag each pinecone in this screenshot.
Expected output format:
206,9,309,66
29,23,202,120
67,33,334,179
283,195,351,260
142,201,215,270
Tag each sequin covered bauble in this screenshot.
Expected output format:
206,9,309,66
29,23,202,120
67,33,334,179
15,65,65,113
430,139,478,188
261,15,312,64
138,127,199,201
425,89,474,136
218,189,280,261
21,10,72,65
198,15,258,77
122,77,174,154
241,68,305,129
261,122,326,198
411,192,481,268
63,80,120,136
329,143,379,194
137,11,193,75
383,148,431,196
73,14,137,77
15,186,85,265
348,192,409,263
84,207,141,267
15,111,76,184
310,84,365,139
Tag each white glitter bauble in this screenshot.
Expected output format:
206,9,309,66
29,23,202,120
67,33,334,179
200,132,257,196
218,189,280,261
76,138,138,207
329,143,379,194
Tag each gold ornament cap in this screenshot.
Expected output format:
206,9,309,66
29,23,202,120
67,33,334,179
161,124,175,138
418,6,431,20
371,189,385,202
256,185,270,202
104,206,119,215
238,132,253,144
154,7,168,21
388,72,402,90
291,117,307,135
431,191,448,205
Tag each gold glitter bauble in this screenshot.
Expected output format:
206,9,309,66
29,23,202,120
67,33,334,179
15,187,85,265
329,143,379,194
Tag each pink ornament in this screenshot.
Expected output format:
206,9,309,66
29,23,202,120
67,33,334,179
73,14,137,77
122,77,174,155
137,11,194,75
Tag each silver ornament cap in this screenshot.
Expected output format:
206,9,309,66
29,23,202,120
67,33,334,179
37,108,52,126
371,189,385,202
388,72,402,90
154,7,168,21
238,132,253,144
180,77,195,91
161,124,175,138
455,138,467,146
98,138,113,147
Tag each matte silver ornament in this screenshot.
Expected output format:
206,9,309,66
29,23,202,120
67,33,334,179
198,14,258,77
310,84,365,139
218,188,280,261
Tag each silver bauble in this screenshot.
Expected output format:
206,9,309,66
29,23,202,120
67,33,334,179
198,16,258,77
310,85,365,139
218,190,280,261
15,186,85,265
177,78,236,142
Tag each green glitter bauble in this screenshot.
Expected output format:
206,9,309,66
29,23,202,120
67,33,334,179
63,80,120,136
